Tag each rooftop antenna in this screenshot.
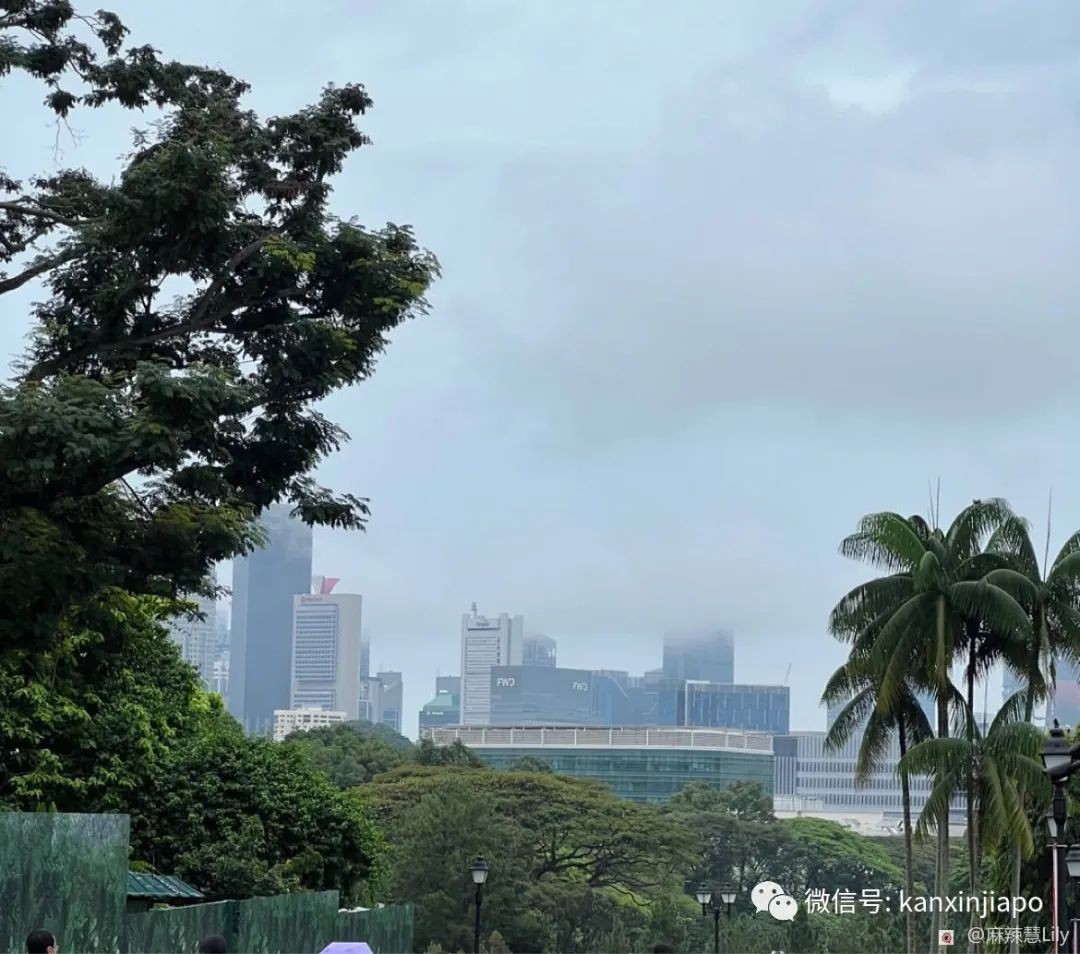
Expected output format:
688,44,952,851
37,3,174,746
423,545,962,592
470,601,477,615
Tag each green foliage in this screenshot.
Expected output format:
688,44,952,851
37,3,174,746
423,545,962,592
508,755,553,773
0,2,438,663
128,728,386,905
283,720,413,787
366,768,694,953
0,589,207,809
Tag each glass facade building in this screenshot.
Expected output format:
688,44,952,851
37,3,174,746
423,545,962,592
662,630,735,684
489,666,625,725
229,504,313,735
658,680,790,733
424,725,774,804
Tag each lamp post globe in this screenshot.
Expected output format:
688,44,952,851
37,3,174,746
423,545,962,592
470,856,490,886
468,856,489,954
1043,721,1073,779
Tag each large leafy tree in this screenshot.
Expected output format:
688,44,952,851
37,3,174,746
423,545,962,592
366,767,694,953
0,2,438,658
130,726,386,904
283,720,413,788
0,588,209,809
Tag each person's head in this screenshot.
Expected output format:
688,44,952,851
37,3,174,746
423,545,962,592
198,936,227,954
26,930,56,954
651,945,675,953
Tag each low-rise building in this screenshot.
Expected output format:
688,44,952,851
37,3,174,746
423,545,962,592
423,724,774,803
272,707,347,742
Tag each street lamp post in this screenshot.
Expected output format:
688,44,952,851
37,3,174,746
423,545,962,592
697,884,737,954
1065,846,1080,954
469,856,489,954
1042,722,1075,954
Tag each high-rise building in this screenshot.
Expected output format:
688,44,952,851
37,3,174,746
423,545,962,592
419,676,462,732
272,707,347,742
229,504,313,734
489,666,626,725
1042,659,1080,729
460,604,524,725
662,630,735,684
376,670,403,733
166,594,217,691
523,634,557,668
359,670,404,733
290,592,364,718
658,680,790,734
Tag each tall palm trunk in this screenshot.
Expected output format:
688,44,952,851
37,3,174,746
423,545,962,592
898,714,916,954
931,597,952,954
966,635,979,953
1010,620,1042,954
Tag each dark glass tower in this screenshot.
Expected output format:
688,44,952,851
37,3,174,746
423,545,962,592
662,630,735,684
228,503,313,734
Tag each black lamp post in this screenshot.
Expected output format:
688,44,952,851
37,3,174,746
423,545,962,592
1042,721,1075,954
469,856,489,954
1066,846,1080,954
697,884,737,954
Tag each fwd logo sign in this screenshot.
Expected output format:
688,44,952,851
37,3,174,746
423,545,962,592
571,682,589,691
496,677,516,687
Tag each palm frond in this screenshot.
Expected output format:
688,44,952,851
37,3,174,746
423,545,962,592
840,513,927,572
950,580,1032,640
1053,531,1080,569
828,575,913,640
945,498,1014,567
986,515,1039,578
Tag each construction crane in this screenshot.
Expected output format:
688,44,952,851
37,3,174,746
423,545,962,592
784,664,792,685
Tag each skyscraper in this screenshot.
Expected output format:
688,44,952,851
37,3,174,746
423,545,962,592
228,503,313,734
460,604,523,725
375,670,403,733
290,592,364,717
166,594,217,691
662,630,735,684
523,634,557,668
419,676,462,732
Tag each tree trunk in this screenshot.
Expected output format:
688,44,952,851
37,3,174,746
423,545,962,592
967,635,979,953
931,597,952,954
1009,618,1039,954
899,715,916,954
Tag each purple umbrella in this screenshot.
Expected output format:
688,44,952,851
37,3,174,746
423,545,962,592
319,944,373,954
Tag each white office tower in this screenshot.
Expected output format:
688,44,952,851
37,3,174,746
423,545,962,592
166,595,217,691
460,604,524,725
290,592,364,718
272,707,348,742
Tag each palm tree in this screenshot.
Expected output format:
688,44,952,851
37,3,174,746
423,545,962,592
900,692,1048,953
832,499,1030,952
822,657,933,954
983,517,1080,951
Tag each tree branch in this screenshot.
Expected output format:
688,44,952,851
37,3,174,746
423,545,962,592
0,248,79,295
23,233,277,382
0,201,85,228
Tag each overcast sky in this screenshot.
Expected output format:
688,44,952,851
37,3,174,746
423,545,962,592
4,1,1080,737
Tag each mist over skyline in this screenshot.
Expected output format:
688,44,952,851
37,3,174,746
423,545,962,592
4,0,1079,737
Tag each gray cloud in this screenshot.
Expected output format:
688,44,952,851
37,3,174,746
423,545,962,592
4,0,1079,734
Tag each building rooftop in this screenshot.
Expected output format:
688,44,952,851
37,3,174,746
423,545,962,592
425,725,773,753
127,871,204,902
